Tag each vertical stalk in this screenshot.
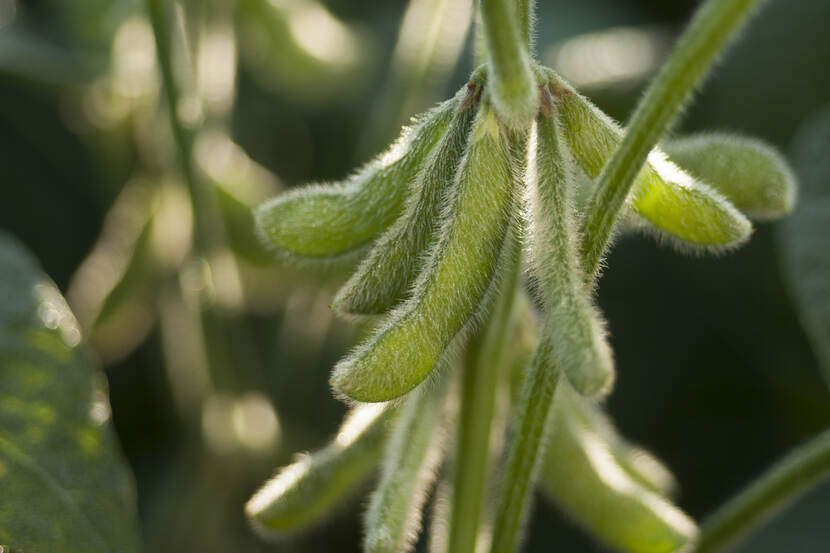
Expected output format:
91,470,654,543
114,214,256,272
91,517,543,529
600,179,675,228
580,0,766,278
479,0,537,127
697,429,830,553
147,0,260,396
515,0,533,53
489,112,596,553
488,328,561,553
448,231,521,553
146,0,223,253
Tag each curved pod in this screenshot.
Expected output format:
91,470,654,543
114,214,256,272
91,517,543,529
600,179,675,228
551,78,751,251
334,87,476,315
529,112,614,397
255,98,457,263
664,133,796,221
245,404,391,536
331,107,516,402
540,383,698,553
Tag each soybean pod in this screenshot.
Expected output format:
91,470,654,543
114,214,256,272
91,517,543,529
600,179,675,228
245,404,391,537
488,108,611,553
549,74,751,252
527,106,614,398
255,98,457,264
331,106,517,402
334,84,477,315
364,379,449,553
664,133,796,221
583,404,679,497
539,383,699,553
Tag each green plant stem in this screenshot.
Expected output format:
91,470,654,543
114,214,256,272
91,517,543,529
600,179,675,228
447,237,521,553
516,0,533,52
579,0,766,278
696,428,830,553
146,0,223,253
488,114,581,553
479,0,537,126
147,0,256,396
488,321,561,553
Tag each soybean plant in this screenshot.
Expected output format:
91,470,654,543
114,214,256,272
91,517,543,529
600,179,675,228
248,0,830,552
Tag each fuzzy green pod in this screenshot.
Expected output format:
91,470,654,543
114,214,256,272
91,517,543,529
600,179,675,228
334,86,476,315
364,381,448,553
331,106,516,402
664,133,797,221
505,293,678,497
488,112,608,553
584,406,679,497
245,404,390,536
528,110,614,397
540,383,699,553
551,78,752,251
255,98,457,264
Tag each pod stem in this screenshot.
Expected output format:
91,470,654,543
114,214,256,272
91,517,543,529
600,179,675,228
447,233,522,553
516,0,534,52
479,0,538,127
579,0,766,279
696,428,830,553
488,320,561,553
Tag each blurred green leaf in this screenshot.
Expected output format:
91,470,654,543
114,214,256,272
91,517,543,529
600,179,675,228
0,233,142,552
780,106,830,389
195,131,281,266
68,179,160,363
234,0,372,103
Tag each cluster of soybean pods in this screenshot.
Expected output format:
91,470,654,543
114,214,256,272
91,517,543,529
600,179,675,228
245,58,794,552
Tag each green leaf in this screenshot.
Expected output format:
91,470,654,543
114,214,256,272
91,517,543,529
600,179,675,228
234,0,372,103
540,383,698,553
664,134,796,221
330,107,518,402
0,233,142,553
780,106,830,389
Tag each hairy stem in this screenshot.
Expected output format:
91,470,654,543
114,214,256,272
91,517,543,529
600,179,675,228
488,322,561,553
696,428,830,553
516,0,533,52
579,0,766,278
479,0,538,127
448,231,521,553
488,113,589,553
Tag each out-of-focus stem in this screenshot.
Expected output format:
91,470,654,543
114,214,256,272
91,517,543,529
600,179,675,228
697,428,830,553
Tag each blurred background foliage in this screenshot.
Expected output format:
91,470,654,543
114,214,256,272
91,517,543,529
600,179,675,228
1,0,829,551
